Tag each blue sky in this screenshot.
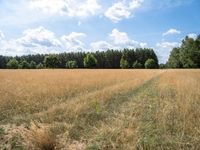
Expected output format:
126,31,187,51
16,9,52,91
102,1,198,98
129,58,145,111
0,0,199,63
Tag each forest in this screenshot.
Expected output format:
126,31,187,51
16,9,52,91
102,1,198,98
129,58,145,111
0,35,199,69
0,48,159,69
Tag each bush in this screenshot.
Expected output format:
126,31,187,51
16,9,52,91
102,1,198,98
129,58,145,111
132,60,142,69
66,61,78,69
145,59,157,69
84,54,97,68
44,55,60,68
36,63,44,69
30,61,37,69
19,60,30,69
120,58,129,69
7,59,19,69
159,63,165,69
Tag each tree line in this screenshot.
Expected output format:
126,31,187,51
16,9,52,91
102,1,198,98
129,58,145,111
1,34,199,69
0,48,159,69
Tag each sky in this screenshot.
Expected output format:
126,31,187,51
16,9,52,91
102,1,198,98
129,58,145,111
0,0,200,63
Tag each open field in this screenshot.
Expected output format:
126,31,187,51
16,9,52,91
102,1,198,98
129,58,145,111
0,69,200,150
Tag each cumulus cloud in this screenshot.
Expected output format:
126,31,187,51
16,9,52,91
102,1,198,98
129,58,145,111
0,27,64,55
156,42,179,49
90,41,113,51
61,32,86,51
188,33,197,39
0,39,29,56
109,28,130,45
162,28,181,36
0,28,147,56
29,0,101,18
29,0,67,15
90,28,147,51
109,28,147,48
0,27,87,56
105,0,143,22
156,41,180,63
19,26,62,48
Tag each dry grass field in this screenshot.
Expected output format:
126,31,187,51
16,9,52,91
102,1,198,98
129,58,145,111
0,69,200,150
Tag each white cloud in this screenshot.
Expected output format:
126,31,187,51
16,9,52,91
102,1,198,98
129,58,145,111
90,28,147,51
188,33,197,39
61,32,86,41
105,0,143,22
156,42,179,48
109,28,130,45
0,27,63,56
0,27,87,56
129,0,143,9
140,42,148,48
0,39,28,56
29,0,67,15
1,28,147,56
105,2,130,23
19,26,62,48
30,0,101,18
162,28,181,36
156,41,180,63
61,32,86,51
90,41,113,51
109,28,147,48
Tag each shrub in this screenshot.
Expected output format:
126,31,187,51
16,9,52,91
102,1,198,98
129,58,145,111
44,55,60,68
120,58,129,69
6,59,19,69
19,60,30,69
84,54,97,68
145,59,157,69
66,60,78,69
36,63,44,69
159,63,165,69
30,61,37,69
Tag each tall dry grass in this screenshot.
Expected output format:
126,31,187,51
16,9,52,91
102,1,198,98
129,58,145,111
20,122,57,150
83,70,200,150
0,69,160,123
0,69,162,149
0,69,199,149
152,70,200,149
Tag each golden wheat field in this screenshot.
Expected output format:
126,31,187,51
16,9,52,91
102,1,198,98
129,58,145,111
0,69,200,150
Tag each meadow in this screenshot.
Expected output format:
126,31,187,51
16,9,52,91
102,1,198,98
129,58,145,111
0,69,200,150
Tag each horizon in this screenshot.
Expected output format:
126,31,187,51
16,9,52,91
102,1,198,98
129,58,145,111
0,0,200,63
